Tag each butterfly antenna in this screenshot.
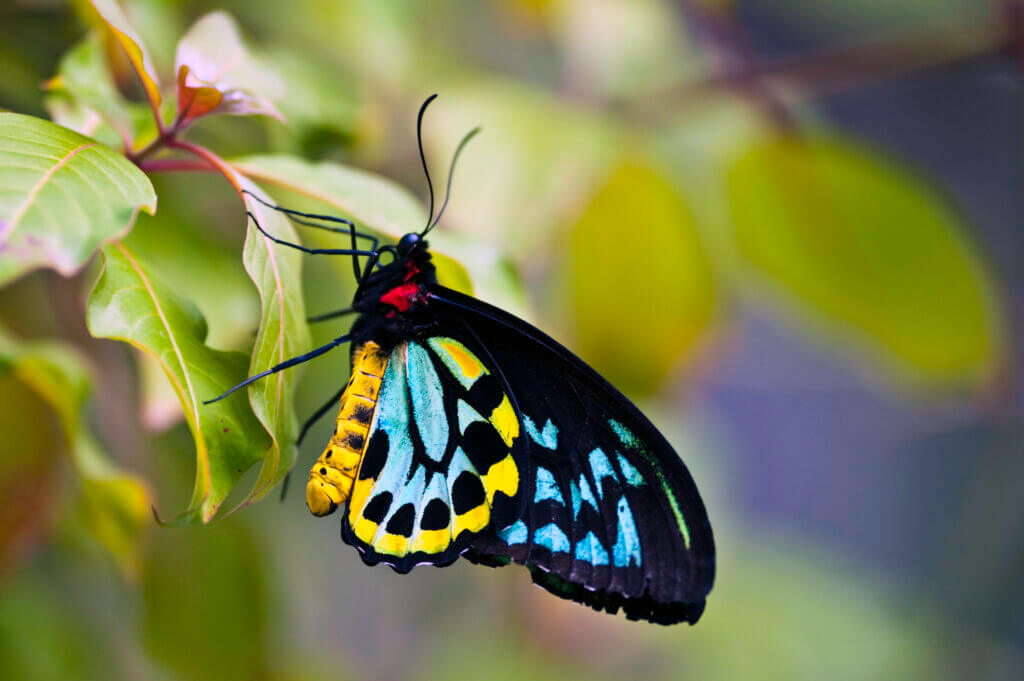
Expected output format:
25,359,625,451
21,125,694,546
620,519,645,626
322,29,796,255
417,94,439,232
424,126,482,235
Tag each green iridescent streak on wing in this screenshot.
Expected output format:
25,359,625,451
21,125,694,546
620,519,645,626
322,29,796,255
610,418,691,549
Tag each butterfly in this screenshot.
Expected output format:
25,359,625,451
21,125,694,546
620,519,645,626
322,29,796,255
207,95,715,625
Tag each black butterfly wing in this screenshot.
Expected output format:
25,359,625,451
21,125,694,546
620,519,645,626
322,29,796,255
427,286,715,625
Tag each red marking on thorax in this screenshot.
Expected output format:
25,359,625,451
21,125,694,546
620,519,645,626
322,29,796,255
379,260,422,315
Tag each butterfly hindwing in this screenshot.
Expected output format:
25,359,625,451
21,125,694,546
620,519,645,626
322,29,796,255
429,287,715,625
343,335,524,573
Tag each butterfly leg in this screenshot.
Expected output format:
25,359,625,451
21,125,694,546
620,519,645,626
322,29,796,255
204,334,353,404
279,383,349,501
307,307,356,324
242,190,379,280
246,212,376,258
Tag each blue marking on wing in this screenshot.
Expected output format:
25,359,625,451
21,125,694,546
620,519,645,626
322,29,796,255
575,531,609,566
499,519,528,545
369,354,414,498
533,523,570,553
616,453,645,487
588,447,617,497
534,466,564,505
378,463,427,543
578,475,599,514
445,446,479,493
457,398,484,432
569,479,582,518
609,418,642,450
406,342,447,462
611,496,642,567
523,414,558,450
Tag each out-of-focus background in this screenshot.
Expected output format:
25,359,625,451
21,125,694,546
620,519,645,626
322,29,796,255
0,1,1020,679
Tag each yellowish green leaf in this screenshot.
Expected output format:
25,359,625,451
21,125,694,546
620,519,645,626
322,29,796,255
566,158,716,395
88,0,162,111
727,135,1003,388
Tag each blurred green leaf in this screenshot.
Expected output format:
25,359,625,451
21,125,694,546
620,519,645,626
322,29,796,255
727,135,1002,389
424,82,622,261
142,519,268,681
87,0,162,111
0,325,151,578
0,572,111,681
86,243,270,523
43,33,155,152
0,113,156,287
265,49,363,158
174,11,285,124
566,158,717,395
556,0,704,98
234,177,312,510
0,372,60,581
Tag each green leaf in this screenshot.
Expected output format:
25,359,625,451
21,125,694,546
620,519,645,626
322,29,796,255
88,0,162,111
142,519,268,681
86,243,270,523
0,325,151,578
0,113,156,287
566,158,717,395
174,11,285,124
727,135,1003,388
235,177,311,510
43,33,154,152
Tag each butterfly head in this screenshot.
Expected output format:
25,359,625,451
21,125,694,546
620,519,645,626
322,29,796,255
397,232,424,257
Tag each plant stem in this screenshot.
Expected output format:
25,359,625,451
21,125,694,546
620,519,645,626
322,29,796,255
166,139,244,195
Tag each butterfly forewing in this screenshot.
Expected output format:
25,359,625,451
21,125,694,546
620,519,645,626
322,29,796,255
430,287,715,624
342,335,525,572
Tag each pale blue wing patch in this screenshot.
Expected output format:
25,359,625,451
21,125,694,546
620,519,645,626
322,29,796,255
533,523,570,554
534,466,565,505
575,531,610,566
612,496,642,567
405,342,447,462
499,519,528,545
616,453,645,487
588,447,617,497
523,414,558,450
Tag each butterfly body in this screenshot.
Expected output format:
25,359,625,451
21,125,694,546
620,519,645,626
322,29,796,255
304,238,715,624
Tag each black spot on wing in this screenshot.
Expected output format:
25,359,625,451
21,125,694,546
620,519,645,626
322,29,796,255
420,498,450,530
466,373,503,415
386,503,416,537
363,492,392,523
451,471,486,514
359,431,388,480
461,420,508,471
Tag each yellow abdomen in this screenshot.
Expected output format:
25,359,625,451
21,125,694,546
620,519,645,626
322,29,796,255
306,342,389,516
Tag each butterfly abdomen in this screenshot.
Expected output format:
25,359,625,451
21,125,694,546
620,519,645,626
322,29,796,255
306,342,390,516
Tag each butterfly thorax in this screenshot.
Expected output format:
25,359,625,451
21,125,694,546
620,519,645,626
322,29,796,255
349,241,437,350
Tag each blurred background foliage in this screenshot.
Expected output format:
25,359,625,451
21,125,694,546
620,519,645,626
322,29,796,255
0,0,1020,679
